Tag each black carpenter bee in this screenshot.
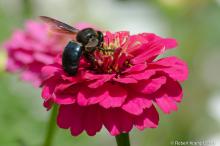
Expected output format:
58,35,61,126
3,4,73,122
40,16,104,75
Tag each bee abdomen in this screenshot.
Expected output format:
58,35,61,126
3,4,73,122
62,41,82,75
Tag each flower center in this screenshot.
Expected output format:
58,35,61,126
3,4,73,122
90,36,132,74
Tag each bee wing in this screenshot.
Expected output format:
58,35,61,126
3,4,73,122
39,16,79,35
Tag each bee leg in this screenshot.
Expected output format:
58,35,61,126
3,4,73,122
84,52,95,65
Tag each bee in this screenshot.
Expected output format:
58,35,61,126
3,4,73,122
40,16,104,75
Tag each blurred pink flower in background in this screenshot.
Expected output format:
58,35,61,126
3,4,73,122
4,20,93,86
4,21,65,86
41,31,188,136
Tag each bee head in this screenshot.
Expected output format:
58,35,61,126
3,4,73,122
76,28,99,47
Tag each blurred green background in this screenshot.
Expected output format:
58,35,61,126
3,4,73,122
0,0,220,146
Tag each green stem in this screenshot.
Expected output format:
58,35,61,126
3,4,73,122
115,133,131,146
43,105,58,146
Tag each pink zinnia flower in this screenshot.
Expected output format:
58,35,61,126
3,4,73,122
4,21,65,86
41,31,188,136
4,21,92,86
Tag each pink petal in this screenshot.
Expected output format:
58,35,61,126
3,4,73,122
43,99,54,110
54,93,76,104
6,30,30,49
88,74,115,88
113,77,137,83
41,64,62,80
77,86,107,106
134,76,167,94
126,70,156,80
150,56,188,82
139,33,158,42
140,33,177,50
83,72,112,80
57,104,103,136
99,84,127,108
126,34,149,54
20,71,41,87
131,41,165,64
14,51,33,64
54,82,78,94
162,38,178,49
154,78,183,114
123,63,147,73
84,106,103,136
58,104,84,136
155,94,178,114
116,31,130,45
57,105,74,129
69,106,85,136
42,86,52,100
122,96,152,115
158,77,183,102
41,77,58,99
115,53,127,69
167,80,183,102
103,108,133,136
33,53,54,64
26,21,48,42
6,59,21,72
134,105,159,130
